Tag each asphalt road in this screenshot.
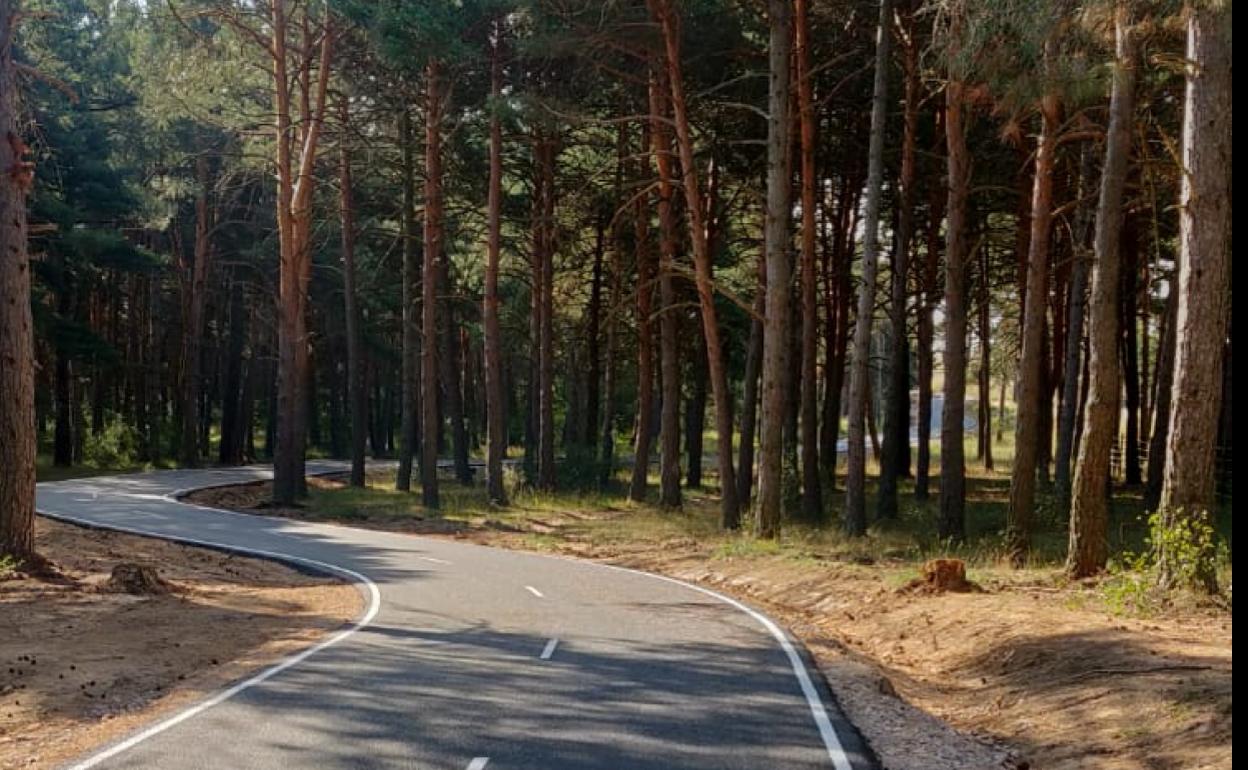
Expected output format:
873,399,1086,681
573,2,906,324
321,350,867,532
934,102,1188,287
36,463,876,770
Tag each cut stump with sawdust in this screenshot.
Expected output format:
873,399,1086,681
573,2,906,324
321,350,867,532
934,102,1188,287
102,563,174,595
900,558,983,594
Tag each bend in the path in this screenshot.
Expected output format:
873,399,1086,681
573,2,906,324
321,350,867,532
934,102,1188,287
37,465,876,770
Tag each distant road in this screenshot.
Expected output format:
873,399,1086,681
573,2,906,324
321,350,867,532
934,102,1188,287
37,464,876,770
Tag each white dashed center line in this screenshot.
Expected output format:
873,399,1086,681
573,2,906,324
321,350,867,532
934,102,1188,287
466,758,489,770
421,556,451,565
524,585,544,598
540,638,559,660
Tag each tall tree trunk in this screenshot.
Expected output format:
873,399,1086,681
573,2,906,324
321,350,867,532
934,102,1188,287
844,0,892,536
686,334,707,489
940,52,970,542
1120,218,1143,485
306,349,320,452
823,176,861,487
585,212,604,451
0,1,36,561
397,107,419,492
737,251,765,508
180,152,212,468
1038,311,1055,482
1157,0,1230,593
599,126,627,488
133,275,151,461
219,270,248,465
1144,283,1177,510
866,375,881,461
998,376,1008,443
1214,323,1230,499
272,1,332,505
650,0,739,524
368,368,383,459
628,183,656,501
339,96,367,488
327,354,344,459
647,68,682,509
525,148,543,483
440,256,471,484
1007,40,1059,565
794,0,823,522
916,136,944,500
421,60,444,508
241,322,257,462
536,135,558,491
1055,145,1096,507
817,180,838,480
879,7,918,518
783,287,800,461
755,0,793,538
1068,7,1136,578
977,244,993,471
484,21,507,504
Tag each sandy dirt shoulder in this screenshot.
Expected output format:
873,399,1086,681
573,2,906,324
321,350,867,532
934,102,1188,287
0,518,362,770
188,478,1232,770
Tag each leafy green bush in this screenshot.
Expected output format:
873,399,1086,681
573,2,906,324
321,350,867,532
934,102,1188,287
82,418,140,469
1099,506,1227,613
1150,506,1222,592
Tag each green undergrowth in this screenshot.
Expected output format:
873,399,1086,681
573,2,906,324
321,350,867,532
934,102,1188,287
290,454,1231,618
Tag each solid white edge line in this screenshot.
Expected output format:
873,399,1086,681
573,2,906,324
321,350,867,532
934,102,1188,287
568,560,857,770
35,506,381,770
539,638,559,660
524,585,544,598
466,758,490,770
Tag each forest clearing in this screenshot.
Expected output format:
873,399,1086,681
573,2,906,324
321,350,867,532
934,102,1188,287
0,0,1233,767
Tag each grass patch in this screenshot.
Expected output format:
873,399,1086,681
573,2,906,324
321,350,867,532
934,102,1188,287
299,460,1231,583
712,536,784,560
35,454,171,483
183,432,1230,616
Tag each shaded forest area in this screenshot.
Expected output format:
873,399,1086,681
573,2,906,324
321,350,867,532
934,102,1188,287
1,0,1233,598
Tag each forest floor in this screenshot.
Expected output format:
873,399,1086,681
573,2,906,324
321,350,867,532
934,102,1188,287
188,469,1233,770
0,518,361,770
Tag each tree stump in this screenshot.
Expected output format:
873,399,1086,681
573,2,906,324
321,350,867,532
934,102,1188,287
900,558,982,594
104,563,173,595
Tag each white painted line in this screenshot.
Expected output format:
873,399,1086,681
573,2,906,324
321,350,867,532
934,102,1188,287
37,504,382,770
422,556,452,565
467,758,490,770
541,556,858,770
524,585,544,598
540,638,559,660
